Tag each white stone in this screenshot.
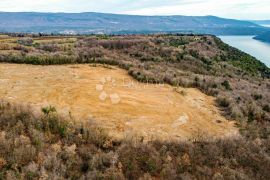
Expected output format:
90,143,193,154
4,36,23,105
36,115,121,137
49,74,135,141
110,93,121,104
172,113,189,128
96,84,103,91
99,91,107,101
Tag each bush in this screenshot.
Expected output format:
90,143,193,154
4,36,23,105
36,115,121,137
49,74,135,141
37,44,60,52
41,105,56,115
221,80,232,90
252,93,263,100
17,38,33,46
263,104,270,112
217,97,230,107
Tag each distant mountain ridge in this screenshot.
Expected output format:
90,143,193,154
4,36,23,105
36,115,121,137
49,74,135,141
0,12,269,35
251,20,270,26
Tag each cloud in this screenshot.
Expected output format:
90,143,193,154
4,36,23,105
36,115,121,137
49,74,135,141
0,0,268,20
122,0,270,20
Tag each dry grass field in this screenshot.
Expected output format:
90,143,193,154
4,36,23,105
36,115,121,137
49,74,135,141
0,63,237,141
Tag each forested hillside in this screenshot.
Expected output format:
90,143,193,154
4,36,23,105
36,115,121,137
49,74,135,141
254,31,270,43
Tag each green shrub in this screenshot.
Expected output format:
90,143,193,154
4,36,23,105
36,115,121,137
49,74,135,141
263,104,270,112
221,80,232,90
252,93,263,100
41,105,56,116
169,38,188,47
217,97,230,107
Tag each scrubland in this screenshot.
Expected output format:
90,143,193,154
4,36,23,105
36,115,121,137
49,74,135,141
0,102,269,179
0,34,269,179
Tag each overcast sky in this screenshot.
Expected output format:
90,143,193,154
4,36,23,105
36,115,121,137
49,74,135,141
0,0,269,20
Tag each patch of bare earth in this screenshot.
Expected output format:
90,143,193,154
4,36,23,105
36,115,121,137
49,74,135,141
0,64,238,141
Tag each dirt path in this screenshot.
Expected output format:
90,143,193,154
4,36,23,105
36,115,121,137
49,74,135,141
0,63,238,141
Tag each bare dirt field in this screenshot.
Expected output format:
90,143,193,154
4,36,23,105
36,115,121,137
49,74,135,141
0,63,238,141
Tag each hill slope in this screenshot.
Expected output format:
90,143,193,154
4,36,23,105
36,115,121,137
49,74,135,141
254,31,270,43
0,34,269,124
0,34,269,179
250,20,270,27
0,101,269,179
0,12,268,35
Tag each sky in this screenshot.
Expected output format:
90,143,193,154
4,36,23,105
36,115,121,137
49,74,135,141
0,0,269,20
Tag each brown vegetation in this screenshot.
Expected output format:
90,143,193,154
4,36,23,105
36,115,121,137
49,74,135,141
0,102,269,179
0,34,269,179
0,34,269,125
